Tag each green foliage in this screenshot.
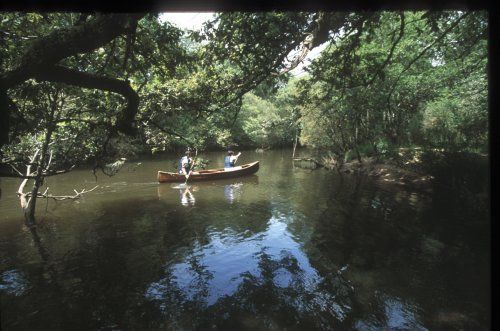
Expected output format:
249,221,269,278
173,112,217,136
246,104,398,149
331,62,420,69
291,11,487,158
357,143,377,157
375,139,390,156
239,93,279,147
232,76,302,148
0,10,488,179
1,13,189,168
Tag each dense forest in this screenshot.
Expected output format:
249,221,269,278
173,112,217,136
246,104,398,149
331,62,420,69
0,11,488,222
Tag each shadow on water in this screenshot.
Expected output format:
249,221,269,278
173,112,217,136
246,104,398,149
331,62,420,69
0,149,490,330
306,174,490,330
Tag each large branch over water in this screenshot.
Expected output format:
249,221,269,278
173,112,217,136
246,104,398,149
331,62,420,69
0,13,145,148
1,13,144,87
278,12,333,75
33,65,139,133
218,12,354,109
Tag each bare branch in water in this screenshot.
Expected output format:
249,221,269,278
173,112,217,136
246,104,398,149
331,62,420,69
20,185,99,201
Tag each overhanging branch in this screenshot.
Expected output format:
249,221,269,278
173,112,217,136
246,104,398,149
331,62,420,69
1,14,145,88
0,13,145,148
33,65,139,134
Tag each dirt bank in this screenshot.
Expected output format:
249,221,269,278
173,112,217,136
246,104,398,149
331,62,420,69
322,148,488,195
338,156,434,191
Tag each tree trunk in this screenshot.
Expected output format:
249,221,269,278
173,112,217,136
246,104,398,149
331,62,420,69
24,178,42,225
0,89,9,147
353,123,362,163
23,117,55,224
292,132,298,158
355,145,362,163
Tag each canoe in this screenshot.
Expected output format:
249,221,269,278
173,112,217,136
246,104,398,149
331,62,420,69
157,161,259,183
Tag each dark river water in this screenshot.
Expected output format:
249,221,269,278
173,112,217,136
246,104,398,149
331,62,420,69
0,149,490,330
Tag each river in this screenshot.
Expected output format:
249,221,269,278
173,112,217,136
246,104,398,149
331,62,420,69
0,149,490,330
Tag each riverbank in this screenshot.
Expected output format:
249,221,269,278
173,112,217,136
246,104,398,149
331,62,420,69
302,148,489,196
338,156,435,191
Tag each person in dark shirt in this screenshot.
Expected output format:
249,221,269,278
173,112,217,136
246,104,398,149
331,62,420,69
224,150,241,169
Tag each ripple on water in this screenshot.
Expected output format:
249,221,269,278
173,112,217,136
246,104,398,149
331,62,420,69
0,269,29,296
145,215,330,307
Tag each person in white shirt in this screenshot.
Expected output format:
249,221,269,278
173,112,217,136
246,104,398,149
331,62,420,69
178,149,193,179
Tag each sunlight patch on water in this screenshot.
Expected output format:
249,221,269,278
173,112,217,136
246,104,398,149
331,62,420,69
354,296,427,330
145,214,351,320
0,269,29,296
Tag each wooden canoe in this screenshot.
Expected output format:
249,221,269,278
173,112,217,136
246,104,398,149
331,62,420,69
157,161,259,183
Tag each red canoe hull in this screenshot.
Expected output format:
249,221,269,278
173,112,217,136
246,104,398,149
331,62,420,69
157,161,260,183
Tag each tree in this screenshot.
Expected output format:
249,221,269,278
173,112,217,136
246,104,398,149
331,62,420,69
3,10,486,224
292,11,487,159
1,12,335,222
1,13,147,149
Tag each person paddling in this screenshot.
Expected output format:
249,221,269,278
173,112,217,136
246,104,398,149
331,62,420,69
178,148,194,180
224,150,241,169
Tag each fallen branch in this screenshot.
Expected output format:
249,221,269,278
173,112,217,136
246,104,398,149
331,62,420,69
1,164,76,178
20,185,99,201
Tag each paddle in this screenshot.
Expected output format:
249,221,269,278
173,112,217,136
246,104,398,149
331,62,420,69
184,147,198,185
234,152,242,165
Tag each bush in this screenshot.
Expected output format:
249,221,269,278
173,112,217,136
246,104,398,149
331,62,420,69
357,143,377,157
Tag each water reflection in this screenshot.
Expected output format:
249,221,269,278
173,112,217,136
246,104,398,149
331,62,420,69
144,215,355,329
179,186,196,206
0,269,29,296
224,183,242,203
354,295,427,330
156,175,259,207
0,151,490,330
